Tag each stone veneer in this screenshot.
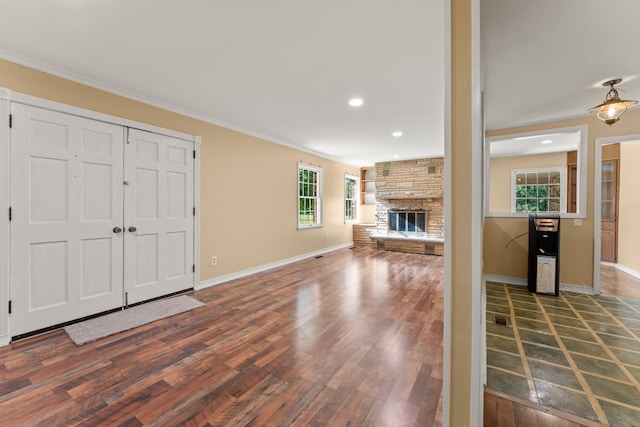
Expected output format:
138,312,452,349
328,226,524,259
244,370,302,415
352,224,377,246
374,158,444,239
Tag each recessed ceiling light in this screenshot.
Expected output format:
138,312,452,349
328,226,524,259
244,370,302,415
393,154,400,158
392,131,403,137
348,98,364,107
541,139,553,144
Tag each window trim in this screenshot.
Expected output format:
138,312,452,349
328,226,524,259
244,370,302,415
344,173,359,224
485,125,587,219
510,167,567,214
297,163,323,229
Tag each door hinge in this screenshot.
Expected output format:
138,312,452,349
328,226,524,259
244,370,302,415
193,150,196,159
8,300,11,314
193,264,196,273
193,207,196,216
8,206,11,221
9,114,12,128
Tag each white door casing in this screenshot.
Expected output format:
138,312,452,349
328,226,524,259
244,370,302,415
124,129,194,305
10,104,125,336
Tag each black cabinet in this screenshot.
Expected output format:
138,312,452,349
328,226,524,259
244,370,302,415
528,213,560,296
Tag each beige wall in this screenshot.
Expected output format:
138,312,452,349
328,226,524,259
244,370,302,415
489,152,567,213
618,141,640,272
359,204,375,224
484,108,640,288
0,58,359,283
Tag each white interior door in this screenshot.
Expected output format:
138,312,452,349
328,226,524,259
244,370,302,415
124,129,194,305
10,104,125,336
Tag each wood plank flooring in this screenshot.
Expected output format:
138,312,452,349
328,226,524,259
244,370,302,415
0,247,444,426
2,246,619,426
483,391,592,427
600,264,640,299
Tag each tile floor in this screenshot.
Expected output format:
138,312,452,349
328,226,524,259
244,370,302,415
486,282,640,426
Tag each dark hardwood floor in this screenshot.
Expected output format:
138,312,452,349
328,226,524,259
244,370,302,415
1,246,612,426
0,247,445,426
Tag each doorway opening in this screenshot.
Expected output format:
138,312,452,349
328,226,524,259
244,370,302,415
594,137,640,298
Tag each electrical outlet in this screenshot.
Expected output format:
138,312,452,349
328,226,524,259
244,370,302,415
211,256,217,266
574,219,583,227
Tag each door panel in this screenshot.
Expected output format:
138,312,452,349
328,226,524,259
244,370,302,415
81,237,115,298
134,233,159,287
601,160,618,263
167,172,187,218
167,231,187,279
82,162,114,221
29,241,68,310
30,157,69,222
124,129,194,304
10,104,125,336
135,168,159,218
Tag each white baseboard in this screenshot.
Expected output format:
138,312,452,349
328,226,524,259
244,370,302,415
484,275,594,294
484,275,527,287
607,263,640,280
560,284,594,295
196,242,354,291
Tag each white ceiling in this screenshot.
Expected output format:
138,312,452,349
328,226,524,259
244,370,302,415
482,0,640,131
489,130,580,158
0,1,638,167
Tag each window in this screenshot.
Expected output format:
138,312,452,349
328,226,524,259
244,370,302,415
511,168,567,213
344,174,358,223
486,126,587,218
298,164,322,228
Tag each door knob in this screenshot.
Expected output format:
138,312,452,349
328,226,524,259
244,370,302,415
113,227,122,233
128,226,137,232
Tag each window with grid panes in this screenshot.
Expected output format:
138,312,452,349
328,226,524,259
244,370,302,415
511,168,567,213
298,164,322,228
344,174,358,223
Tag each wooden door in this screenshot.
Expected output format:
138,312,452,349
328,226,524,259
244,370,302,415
601,159,618,262
123,129,194,305
567,150,577,213
10,104,125,336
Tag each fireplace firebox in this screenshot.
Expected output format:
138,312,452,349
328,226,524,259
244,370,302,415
388,210,426,233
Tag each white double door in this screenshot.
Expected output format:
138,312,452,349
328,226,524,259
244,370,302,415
10,105,194,336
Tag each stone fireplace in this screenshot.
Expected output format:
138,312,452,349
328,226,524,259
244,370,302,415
369,158,444,255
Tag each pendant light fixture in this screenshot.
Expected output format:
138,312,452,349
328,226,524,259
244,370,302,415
588,79,638,125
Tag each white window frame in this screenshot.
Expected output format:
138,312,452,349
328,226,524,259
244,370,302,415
510,167,567,214
298,163,323,229
344,173,359,224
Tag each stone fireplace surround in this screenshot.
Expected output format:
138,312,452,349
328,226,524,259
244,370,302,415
369,158,445,255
